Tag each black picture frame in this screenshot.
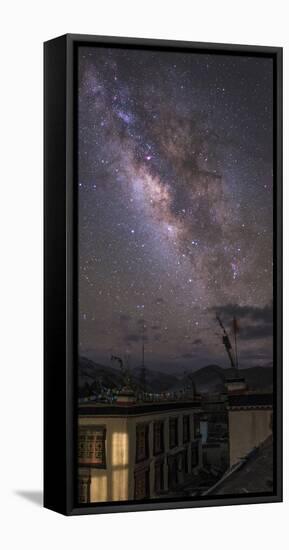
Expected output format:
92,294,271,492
44,34,283,516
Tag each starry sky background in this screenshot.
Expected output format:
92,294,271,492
78,45,273,373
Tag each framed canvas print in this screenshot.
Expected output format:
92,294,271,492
44,34,282,515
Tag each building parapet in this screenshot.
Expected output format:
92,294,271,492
79,400,202,417
227,393,273,410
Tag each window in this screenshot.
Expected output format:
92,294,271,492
154,461,164,494
191,441,199,468
183,415,190,443
194,414,201,439
167,454,178,489
153,421,164,455
169,417,178,448
182,449,189,474
78,426,106,468
78,476,90,504
134,467,150,499
136,423,149,462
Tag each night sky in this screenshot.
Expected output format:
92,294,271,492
78,46,273,373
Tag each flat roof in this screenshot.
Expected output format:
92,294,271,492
78,400,201,416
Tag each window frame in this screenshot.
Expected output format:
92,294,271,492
169,417,179,449
78,425,107,469
135,422,150,463
153,420,165,456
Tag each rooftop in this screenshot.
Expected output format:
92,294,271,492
79,400,201,416
228,393,273,410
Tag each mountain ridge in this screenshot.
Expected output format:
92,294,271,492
78,356,273,396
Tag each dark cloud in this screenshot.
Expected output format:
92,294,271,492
213,302,273,324
212,302,273,343
239,324,273,341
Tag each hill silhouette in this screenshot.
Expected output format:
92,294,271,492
79,356,273,396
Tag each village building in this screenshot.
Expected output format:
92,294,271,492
204,434,273,496
227,391,273,467
78,397,202,503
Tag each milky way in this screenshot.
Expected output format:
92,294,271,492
78,46,274,372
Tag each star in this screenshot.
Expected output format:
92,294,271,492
78,44,274,373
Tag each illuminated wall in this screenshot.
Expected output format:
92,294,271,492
111,431,129,500
79,416,131,502
228,409,272,466
79,406,202,503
